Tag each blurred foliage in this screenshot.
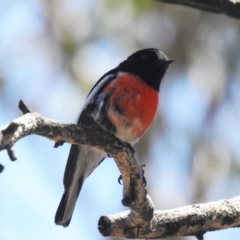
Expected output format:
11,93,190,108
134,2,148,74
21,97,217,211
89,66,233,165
1,0,240,239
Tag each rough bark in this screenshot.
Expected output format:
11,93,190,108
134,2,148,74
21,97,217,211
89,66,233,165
0,101,240,239
0,101,154,235
0,101,149,207
99,197,240,238
157,0,240,19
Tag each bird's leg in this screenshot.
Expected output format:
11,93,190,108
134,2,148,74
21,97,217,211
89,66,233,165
118,164,147,187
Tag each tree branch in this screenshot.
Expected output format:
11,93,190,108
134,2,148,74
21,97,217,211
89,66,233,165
1,101,240,239
0,100,154,235
0,101,134,157
156,0,240,19
99,196,240,238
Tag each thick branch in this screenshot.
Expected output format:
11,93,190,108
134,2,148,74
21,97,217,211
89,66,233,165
157,0,240,19
1,101,240,239
0,101,133,157
99,196,240,238
0,102,146,205
0,101,154,234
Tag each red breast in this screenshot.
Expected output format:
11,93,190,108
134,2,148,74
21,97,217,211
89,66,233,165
104,73,158,142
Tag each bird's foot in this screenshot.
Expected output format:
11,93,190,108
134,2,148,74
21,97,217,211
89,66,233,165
118,164,147,187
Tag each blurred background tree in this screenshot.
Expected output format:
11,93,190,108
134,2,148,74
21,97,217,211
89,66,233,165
0,0,240,239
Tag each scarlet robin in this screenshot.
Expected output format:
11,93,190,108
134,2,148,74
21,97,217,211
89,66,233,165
55,48,173,227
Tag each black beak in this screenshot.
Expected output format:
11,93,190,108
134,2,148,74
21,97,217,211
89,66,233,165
165,60,174,65
162,59,174,69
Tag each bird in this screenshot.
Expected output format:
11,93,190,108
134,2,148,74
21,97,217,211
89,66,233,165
55,48,173,227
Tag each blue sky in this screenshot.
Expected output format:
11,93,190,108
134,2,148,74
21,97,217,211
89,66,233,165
1,0,240,239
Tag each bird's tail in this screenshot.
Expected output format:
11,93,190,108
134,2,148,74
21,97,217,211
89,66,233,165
55,144,106,227
55,177,83,227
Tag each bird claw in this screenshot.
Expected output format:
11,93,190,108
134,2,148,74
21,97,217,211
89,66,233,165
118,168,147,187
118,175,123,185
142,169,147,187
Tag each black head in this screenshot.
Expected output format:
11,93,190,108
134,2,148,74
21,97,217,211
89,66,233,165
118,48,173,91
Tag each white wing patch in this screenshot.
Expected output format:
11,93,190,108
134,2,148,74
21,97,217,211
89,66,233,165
85,74,115,106
80,72,127,118
77,73,116,118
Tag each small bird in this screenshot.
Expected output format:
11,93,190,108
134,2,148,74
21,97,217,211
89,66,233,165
55,48,173,227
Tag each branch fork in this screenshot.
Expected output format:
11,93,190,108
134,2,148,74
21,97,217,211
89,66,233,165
1,101,240,239
0,100,154,236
